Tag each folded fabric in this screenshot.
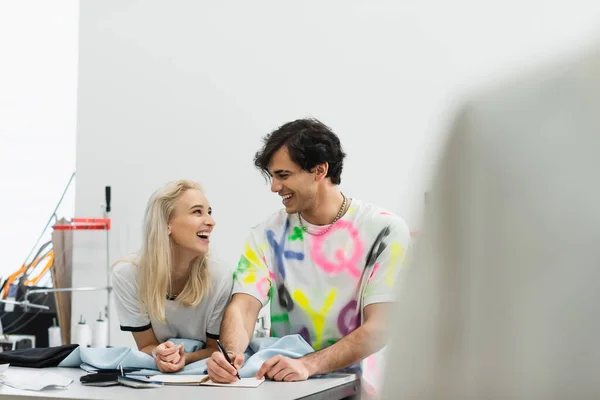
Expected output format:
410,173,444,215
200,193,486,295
0,344,79,368
57,335,315,377
58,346,155,370
238,334,315,377
58,338,206,374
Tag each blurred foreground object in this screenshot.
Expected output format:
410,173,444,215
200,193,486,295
382,44,600,399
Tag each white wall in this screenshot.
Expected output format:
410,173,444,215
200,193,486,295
74,0,600,347
0,1,78,279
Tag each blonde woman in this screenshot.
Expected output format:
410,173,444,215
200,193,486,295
112,180,232,373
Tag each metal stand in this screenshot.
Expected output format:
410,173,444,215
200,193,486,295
22,287,111,312
103,186,111,345
0,298,49,311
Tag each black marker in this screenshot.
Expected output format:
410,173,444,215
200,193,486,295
216,339,240,379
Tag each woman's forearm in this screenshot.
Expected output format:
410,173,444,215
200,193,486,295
139,344,159,357
140,343,216,364
184,347,219,365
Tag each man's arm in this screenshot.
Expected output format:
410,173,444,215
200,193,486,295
302,303,390,375
256,303,390,381
208,230,272,382
206,293,263,383
220,293,263,354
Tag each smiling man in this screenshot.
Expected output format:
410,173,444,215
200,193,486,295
206,118,411,387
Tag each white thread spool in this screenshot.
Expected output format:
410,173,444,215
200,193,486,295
48,317,62,347
92,312,108,348
74,315,92,347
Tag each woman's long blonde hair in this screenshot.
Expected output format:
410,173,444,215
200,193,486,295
135,180,211,323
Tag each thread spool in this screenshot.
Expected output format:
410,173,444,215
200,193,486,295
92,312,108,348
74,315,92,347
48,317,62,347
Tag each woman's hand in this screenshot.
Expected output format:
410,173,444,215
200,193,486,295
154,343,186,373
154,341,182,364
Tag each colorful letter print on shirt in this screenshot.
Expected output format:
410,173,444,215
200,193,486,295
232,199,411,351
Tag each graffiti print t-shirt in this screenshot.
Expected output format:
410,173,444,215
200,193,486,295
232,199,411,351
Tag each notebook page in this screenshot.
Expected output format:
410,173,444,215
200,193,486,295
201,377,265,388
149,374,208,384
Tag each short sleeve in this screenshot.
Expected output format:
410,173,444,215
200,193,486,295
231,231,272,307
363,215,412,307
112,262,152,332
206,268,234,338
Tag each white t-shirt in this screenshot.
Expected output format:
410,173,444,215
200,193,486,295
232,199,411,350
112,258,233,343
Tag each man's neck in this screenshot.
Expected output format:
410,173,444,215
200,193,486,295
300,186,345,226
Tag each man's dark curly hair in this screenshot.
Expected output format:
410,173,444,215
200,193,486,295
254,118,346,185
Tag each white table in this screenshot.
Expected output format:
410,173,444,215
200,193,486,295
0,367,360,399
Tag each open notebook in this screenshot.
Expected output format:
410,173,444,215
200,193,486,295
149,374,265,388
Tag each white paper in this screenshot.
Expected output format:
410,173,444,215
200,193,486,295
0,364,9,374
201,377,265,388
1,371,73,391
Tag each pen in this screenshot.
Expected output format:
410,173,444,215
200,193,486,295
216,339,241,379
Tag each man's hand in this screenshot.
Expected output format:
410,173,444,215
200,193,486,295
256,355,310,382
154,343,185,373
206,351,244,383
